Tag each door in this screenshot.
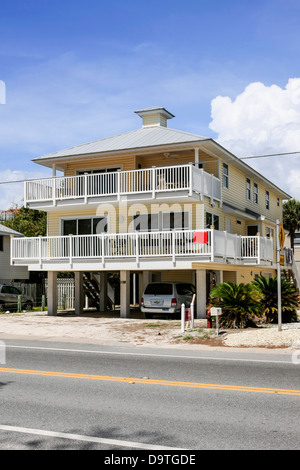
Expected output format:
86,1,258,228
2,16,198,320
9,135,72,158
247,225,258,236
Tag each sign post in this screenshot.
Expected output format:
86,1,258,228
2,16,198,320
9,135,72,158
210,307,222,336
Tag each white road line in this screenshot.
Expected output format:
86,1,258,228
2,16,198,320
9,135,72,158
5,344,290,364
0,424,185,450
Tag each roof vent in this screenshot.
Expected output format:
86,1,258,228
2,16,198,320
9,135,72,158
134,107,175,128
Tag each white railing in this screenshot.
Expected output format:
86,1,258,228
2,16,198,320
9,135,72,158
11,230,273,266
24,164,222,206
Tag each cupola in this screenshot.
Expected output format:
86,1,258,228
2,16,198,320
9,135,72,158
134,106,175,128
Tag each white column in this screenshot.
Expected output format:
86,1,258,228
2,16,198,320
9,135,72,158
99,272,107,312
48,271,57,316
120,270,130,318
194,148,199,167
196,269,207,319
142,271,151,291
75,272,84,316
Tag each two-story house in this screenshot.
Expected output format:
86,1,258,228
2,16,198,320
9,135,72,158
11,106,295,318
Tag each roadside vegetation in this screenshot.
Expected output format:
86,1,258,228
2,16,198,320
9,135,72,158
209,276,299,328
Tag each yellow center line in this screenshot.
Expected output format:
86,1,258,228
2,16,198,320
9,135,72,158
1,367,300,396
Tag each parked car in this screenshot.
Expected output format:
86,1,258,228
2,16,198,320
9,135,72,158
140,282,196,319
0,284,34,312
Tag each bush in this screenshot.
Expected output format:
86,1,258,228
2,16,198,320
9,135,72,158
252,275,299,324
209,282,262,329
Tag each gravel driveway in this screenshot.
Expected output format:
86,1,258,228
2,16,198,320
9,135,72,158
0,310,300,350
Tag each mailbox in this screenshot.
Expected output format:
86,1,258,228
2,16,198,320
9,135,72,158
210,307,222,316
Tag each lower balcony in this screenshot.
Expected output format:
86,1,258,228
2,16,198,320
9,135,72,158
11,229,274,271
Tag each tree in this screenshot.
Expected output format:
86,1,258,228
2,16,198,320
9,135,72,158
209,282,262,328
252,275,299,323
283,198,300,252
1,206,47,237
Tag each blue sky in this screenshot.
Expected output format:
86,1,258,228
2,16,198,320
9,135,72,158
0,0,300,208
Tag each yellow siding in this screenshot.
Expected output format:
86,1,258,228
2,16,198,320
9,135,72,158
222,160,283,222
64,155,136,176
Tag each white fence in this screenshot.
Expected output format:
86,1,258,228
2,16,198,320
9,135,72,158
24,164,222,205
44,278,75,309
11,229,274,266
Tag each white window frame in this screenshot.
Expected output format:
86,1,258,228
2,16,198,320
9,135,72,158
253,182,258,204
265,191,270,210
60,215,110,236
223,163,229,189
246,178,251,201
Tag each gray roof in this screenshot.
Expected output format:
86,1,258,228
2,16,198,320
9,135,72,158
0,223,24,237
33,126,208,162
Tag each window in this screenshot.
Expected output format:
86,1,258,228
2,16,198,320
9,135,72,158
162,212,189,231
266,227,274,239
266,191,270,210
144,283,173,295
62,217,108,235
205,212,219,230
246,178,251,200
253,183,258,204
133,213,159,232
277,197,280,207
223,163,229,189
0,235,3,251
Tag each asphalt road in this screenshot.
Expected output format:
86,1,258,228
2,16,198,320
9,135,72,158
0,339,299,451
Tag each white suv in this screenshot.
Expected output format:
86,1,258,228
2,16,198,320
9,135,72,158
141,282,196,319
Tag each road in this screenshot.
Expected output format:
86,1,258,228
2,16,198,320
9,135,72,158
0,338,299,451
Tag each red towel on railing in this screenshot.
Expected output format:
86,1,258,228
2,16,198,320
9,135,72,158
193,232,208,243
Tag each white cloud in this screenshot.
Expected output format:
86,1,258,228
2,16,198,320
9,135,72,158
209,79,300,199
0,169,48,210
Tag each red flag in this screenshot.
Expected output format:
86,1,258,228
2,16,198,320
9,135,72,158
193,231,208,243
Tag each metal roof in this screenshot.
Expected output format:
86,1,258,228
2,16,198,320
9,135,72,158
33,126,208,162
0,223,24,237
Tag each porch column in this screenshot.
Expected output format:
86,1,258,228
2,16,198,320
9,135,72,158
99,272,107,312
142,271,151,291
120,270,130,318
75,272,84,316
196,269,207,319
47,271,58,316
194,148,199,167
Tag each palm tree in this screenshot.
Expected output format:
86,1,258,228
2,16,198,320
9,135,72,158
283,199,300,251
209,282,262,328
253,275,299,323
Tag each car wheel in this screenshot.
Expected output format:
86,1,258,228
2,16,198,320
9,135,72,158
24,302,33,311
0,302,5,312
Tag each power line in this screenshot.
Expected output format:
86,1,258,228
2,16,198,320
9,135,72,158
0,150,299,186
240,151,300,160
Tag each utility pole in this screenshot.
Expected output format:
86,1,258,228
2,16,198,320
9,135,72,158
276,219,285,332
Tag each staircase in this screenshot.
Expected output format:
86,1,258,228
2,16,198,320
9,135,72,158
283,248,300,293
83,273,115,310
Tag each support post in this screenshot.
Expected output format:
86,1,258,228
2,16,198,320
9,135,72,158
74,272,84,316
47,271,58,316
120,270,130,318
196,269,207,319
99,272,108,312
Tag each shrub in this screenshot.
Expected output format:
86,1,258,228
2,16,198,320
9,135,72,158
252,275,299,323
209,282,262,328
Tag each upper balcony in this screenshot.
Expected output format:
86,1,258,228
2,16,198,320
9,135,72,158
24,164,222,210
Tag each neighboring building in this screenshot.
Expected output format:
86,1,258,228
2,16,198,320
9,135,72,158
0,209,19,222
0,223,29,284
11,106,298,317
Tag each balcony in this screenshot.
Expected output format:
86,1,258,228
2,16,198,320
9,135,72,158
11,229,274,271
24,164,222,209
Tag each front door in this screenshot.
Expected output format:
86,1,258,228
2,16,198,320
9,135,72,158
247,225,258,236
